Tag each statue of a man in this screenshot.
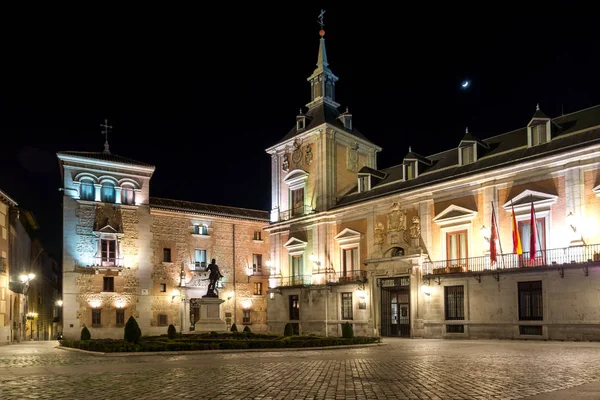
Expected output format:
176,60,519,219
204,258,223,298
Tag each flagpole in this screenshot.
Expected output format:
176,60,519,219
491,201,505,269
531,194,543,259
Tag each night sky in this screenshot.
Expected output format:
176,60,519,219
1,6,599,259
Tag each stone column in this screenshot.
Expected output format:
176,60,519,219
115,187,122,204
94,184,102,202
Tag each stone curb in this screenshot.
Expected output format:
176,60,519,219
56,342,383,357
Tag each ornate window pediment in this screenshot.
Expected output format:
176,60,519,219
283,169,309,189
94,224,121,235
334,228,361,244
433,205,477,226
502,189,558,214
284,237,308,253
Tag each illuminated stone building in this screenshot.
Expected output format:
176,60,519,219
265,25,600,340
58,148,269,340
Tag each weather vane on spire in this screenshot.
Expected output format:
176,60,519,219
317,9,326,37
100,118,113,154
317,9,326,29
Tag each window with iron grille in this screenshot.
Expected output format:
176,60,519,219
92,309,101,327
116,309,125,325
158,314,168,326
103,277,114,292
243,310,251,324
444,286,464,320
518,281,543,320
341,292,353,320
254,282,262,296
289,295,299,320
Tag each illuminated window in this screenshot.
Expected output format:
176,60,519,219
405,162,416,180
342,247,358,276
254,282,262,296
253,254,262,274
101,239,116,266
195,249,207,263
193,225,208,235
121,186,135,205
446,230,467,268
101,182,115,203
80,179,95,201
291,255,303,285
243,310,251,324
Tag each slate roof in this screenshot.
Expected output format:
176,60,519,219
57,151,154,168
358,166,387,179
336,104,600,208
274,103,376,147
150,197,269,221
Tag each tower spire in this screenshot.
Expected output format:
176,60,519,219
306,9,339,109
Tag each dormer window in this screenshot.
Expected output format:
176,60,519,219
405,162,416,180
343,115,352,130
531,124,548,146
460,145,475,165
527,104,551,147
358,175,370,192
297,118,305,131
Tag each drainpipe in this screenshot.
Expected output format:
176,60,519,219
232,224,236,325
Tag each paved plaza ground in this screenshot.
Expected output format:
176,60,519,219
1,338,600,399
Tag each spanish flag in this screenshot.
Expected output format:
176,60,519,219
511,204,523,255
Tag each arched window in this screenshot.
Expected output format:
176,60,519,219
101,182,116,203
121,186,135,205
80,179,95,201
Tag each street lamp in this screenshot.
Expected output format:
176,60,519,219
56,300,63,307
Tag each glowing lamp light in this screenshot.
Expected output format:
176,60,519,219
309,254,318,263
421,284,431,297
227,291,234,300
266,260,272,268
89,300,101,308
115,299,126,309
19,274,28,283
356,290,367,299
269,292,275,300
241,299,252,310
246,266,253,276
28,273,36,281
56,300,64,307
480,225,490,241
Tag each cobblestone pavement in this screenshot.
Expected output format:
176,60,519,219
1,339,600,399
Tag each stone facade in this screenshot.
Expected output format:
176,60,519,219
58,151,270,339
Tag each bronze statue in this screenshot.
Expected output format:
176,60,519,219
204,258,223,298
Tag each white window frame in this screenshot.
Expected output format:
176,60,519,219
527,121,551,147
439,223,473,266
358,174,370,192
458,143,477,165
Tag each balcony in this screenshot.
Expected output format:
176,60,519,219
274,270,368,288
89,256,125,270
423,244,600,276
190,261,208,272
277,205,315,222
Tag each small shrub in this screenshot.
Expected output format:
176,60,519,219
167,324,177,339
230,323,238,332
81,326,91,340
124,316,141,343
342,322,354,339
284,323,293,337
243,325,251,333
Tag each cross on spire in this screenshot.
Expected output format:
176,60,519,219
100,118,113,154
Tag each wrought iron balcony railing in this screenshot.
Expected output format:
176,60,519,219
92,256,125,268
190,261,208,271
278,205,315,222
273,270,368,287
423,244,600,275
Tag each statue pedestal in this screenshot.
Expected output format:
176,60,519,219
190,297,226,332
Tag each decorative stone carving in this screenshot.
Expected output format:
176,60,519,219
409,215,421,239
387,203,407,232
374,222,385,246
305,144,313,166
282,154,290,172
347,141,359,172
388,231,400,245
292,138,302,167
